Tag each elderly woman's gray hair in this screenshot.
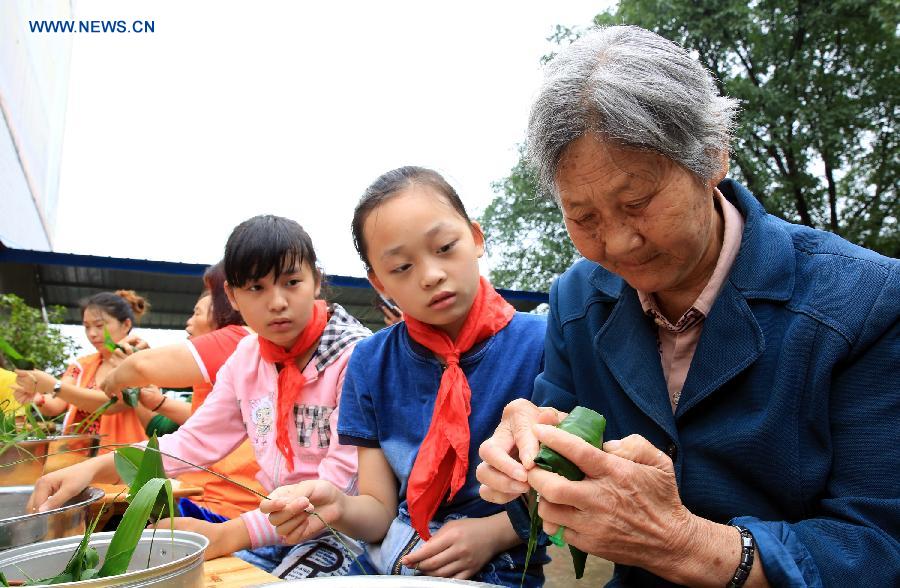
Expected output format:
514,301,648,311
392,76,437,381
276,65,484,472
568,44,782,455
528,25,740,197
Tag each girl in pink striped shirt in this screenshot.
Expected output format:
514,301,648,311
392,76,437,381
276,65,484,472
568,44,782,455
28,215,371,579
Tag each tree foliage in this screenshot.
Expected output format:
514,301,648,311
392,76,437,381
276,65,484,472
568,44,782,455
481,148,580,291
482,0,898,291
0,294,77,375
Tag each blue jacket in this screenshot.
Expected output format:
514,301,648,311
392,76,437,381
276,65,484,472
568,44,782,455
338,312,549,585
533,179,900,587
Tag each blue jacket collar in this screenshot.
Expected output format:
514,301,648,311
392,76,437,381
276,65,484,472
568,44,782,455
719,179,795,302
586,179,782,430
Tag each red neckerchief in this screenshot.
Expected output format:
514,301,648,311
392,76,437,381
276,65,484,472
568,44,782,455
257,300,328,471
404,276,515,540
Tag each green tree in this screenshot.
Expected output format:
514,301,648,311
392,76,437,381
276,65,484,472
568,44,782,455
482,0,898,290
481,148,580,291
0,294,77,375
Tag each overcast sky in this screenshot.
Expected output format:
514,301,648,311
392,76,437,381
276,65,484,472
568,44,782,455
46,0,608,354
53,0,606,278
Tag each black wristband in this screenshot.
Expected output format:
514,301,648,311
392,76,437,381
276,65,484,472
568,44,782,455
151,396,167,412
726,525,755,588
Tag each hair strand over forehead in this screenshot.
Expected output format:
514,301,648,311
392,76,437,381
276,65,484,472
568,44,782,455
224,215,320,287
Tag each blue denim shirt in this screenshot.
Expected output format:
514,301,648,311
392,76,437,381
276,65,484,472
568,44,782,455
338,312,549,584
530,179,900,587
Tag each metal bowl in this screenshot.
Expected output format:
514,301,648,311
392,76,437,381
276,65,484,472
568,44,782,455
0,485,104,550
0,529,208,586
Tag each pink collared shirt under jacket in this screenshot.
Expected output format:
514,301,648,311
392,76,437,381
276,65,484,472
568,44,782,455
153,333,359,548
638,189,745,411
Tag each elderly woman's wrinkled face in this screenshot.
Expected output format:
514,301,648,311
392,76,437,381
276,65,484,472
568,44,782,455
556,134,726,299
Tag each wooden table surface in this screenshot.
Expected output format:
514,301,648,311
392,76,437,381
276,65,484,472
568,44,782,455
203,556,281,586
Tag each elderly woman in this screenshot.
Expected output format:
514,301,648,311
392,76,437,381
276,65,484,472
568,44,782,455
476,25,899,587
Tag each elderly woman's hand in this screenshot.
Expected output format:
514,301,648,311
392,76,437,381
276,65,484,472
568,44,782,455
527,425,744,585
476,399,567,504
528,426,688,564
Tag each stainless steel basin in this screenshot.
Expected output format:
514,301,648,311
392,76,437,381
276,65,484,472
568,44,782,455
0,485,104,550
0,529,208,586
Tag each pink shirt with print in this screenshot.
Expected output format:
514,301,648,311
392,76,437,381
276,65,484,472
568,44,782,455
154,333,358,548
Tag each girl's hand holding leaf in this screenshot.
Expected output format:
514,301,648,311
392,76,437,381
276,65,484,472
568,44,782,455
527,427,698,576
28,452,118,513
261,480,343,544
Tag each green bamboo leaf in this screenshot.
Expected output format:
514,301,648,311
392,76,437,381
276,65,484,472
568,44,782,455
570,546,588,580
102,328,121,354
0,336,24,361
114,446,145,486
519,490,543,587
11,358,34,371
523,406,606,582
22,406,46,440
0,570,8,587
34,502,106,584
0,336,35,370
534,407,606,482
122,388,141,408
128,435,171,520
98,478,171,577
73,397,118,435
81,568,100,580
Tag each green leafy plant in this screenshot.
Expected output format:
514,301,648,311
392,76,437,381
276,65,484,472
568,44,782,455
0,400,61,461
0,336,35,371
521,406,606,585
0,295,76,375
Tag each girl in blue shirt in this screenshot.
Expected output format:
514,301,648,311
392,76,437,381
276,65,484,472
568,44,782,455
260,166,548,586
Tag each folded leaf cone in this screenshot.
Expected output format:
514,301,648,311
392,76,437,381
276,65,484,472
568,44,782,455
527,406,606,581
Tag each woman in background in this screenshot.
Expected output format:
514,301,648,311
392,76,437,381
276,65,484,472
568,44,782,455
14,290,150,447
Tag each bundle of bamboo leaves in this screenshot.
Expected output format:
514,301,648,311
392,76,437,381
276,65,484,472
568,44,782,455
522,406,606,585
